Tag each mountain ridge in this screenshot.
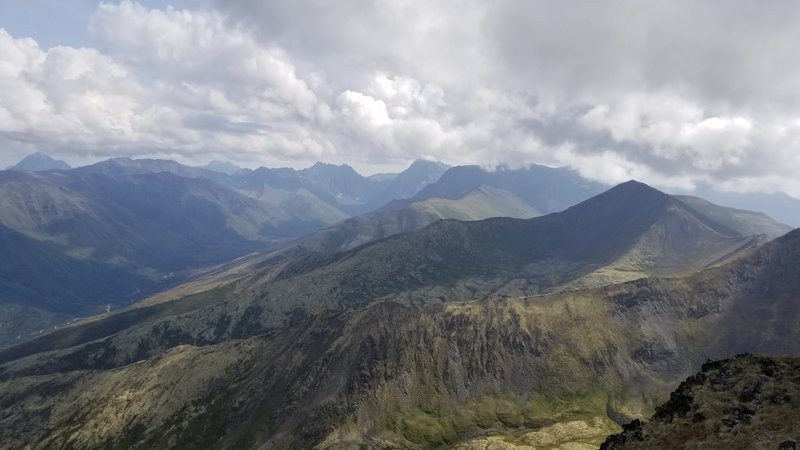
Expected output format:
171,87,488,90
9,153,799,226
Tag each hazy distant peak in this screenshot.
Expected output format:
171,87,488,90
407,159,449,170
401,159,450,179
303,162,366,182
9,152,71,172
308,161,352,170
202,160,243,175
302,161,360,178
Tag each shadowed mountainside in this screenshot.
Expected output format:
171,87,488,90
0,223,152,344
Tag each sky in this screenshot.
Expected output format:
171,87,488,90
1,1,800,194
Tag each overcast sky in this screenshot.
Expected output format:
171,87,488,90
2,1,800,194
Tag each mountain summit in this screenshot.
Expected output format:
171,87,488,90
8,152,71,171
201,160,244,175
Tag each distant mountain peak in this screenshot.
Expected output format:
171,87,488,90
9,152,71,172
202,160,242,175
310,161,350,169
304,161,363,178
408,158,449,169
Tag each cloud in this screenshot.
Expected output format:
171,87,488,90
0,28,140,144
2,0,800,196
0,1,337,167
91,2,327,122
194,0,800,195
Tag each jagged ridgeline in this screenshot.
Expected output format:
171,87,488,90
0,181,797,448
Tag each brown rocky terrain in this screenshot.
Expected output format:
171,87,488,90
601,354,800,450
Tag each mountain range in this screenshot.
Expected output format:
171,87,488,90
11,153,800,227
0,181,796,448
0,157,448,345
0,155,627,346
1,151,799,448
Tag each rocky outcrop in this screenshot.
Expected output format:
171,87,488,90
601,354,800,450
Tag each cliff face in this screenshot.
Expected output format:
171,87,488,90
601,354,800,450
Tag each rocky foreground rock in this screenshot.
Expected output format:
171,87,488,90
601,354,800,450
